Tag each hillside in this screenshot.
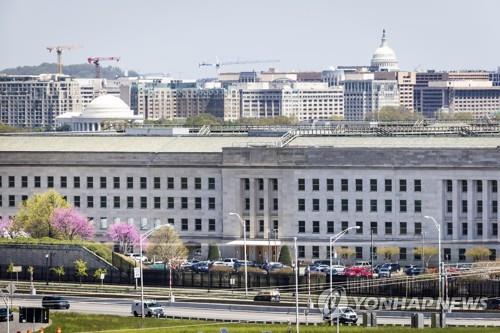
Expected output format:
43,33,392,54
0,62,139,80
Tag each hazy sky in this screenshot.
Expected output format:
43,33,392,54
1,0,499,78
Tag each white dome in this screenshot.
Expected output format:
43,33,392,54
371,29,399,71
81,94,134,118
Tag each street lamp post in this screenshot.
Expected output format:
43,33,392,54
229,212,248,296
45,253,50,286
293,237,299,333
329,226,360,327
424,215,444,326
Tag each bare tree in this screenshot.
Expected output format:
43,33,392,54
147,226,188,268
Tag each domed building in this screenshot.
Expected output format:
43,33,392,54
56,94,143,132
370,29,399,72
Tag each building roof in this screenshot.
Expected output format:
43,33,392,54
370,29,399,71
81,94,135,118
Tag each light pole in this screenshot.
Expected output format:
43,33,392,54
329,226,360,327
139,224,171,318
424,215,444,326
229,212,248,296
1,290,10,333
293,237,299,333
45,253,50,285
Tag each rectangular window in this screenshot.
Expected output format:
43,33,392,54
477,180,483,193
399,179,407,192
446,180,452,192
341,179,348,191
414,200,422,213
167,197,174,209
140,177,147,189
326,178,334,191
181,218,188,231
462,180,467,192
0,195,2,207
370,200,377,212
489,249,496,261
312,220,320,233
385,222,392,235
8,176,15,188
87,176,93,189
154,177,161,189
60,176,66,188
113,196,120,209
154,197,160,209
400,222,407,235
493,200,498,214
462,223,468,236
258,198,264,211
127,196,133,209
327,199,334,211
341,221,348,232
399,200,407,213
447,200,453,213
298,198,305,211
385,179,392,192
399,247,407,260
127,177,133,189
245,220,250,233
414,222,422,235
273,198,278,211
140,196,147,209
181,197,188,209
22,195,28,202
354,246,362,259
298,178,305,191
195,197,202,209
0,176,2,187
47,176,54,188
35,176,41,188
298,220,305,233
209,197,216,210
208,177,216,190
273,220,279,232
100,177,107,189
327,221,334,234
257,178,264,191
385,199,392,212
74,196,80,208
87,196,94,208
447,222,453,236
209,219,216,231
355,179,363,191
462,200,468,213
194,177,202,190
168,218,175,225
370,221,378,234
100,196,107,208
245,198,250,210
271,178,278,191
298,246,305,258
312,178,319,191
243,178,250,190
259,220,264,233
195,219,202,231
444,248,451,261
492,180,498,193
414,179,422,192
356,199,363,212
356,221,363,234
459,248,466,261
477,223,483,236
167,177,174,189
341,199,348,212
113,177,120,189
312,198,320,211
21,176,28,188
181,177,188,189
477,200,483,214
370,179,377,192
312,246,320,259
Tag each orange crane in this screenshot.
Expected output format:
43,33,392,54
87,56,120,78
46,45,81,74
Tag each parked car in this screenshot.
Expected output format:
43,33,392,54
234,260,255,270
344,266,373,278
309,264,329,273
131,300,166,317
42,296,70,309
386,263,401,272
330,265,346,275
486,298,500,310
253,289,281,302
378,267,392,278
405,265,425,276
181,260,200,271
313,260,331,266
221,258,238,268
0,308,13,322
192,261,210,273
128,253,148,262
323,306,358,324
262,262,286,272
355,261,371,267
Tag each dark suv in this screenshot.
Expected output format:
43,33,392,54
42,296,70,309
0,308,13,321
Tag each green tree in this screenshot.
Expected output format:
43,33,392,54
185,113,222,126
7,262,14,280
74,259,88,285
13,190,69,238
147,226,188,268
93,268,107,285
335,247,355,262
278,245,293,266
378,247,400,261
51,266,65,282
365,106,422,121
465,247,491,261
207,243,220,261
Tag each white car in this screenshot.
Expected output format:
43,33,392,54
323,306,358,324
221,258,238,268
131,300,166,317
128,253,148,262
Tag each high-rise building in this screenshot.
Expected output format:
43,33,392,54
490,68,500,86
0,74,82,128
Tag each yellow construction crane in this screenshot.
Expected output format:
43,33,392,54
46,45,81,74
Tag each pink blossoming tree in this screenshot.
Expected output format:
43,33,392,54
106,222,140,253
51,207,94,240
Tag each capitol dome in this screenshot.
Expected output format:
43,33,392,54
370,29,399,72
81,94,134,118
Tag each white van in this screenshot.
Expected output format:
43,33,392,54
131,300,166,317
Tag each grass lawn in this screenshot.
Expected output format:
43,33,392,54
41,313,499,333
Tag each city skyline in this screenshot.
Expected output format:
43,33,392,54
1,0,499,78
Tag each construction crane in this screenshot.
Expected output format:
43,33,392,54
46,45,81,75
198,57,280,73
87,57,120,78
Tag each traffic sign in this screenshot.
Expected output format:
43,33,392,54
6,282,16,295
134,267,141,279
12,266,22,273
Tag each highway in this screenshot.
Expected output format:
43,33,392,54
10,295,500,327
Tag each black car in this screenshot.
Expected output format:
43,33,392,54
42,296,70,309
405,266,425,276
0,308,13,321
486,298,500,310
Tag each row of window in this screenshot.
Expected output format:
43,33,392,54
296,220,423,235
243,198,279,211
445,179,498,193
297,246,497,261
297,178,422,193
296,198,422,213
445,199,498,214
94,217,217,232
242,178,279,191
0,195,216,210
0,176,216,190
445,222,498,237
